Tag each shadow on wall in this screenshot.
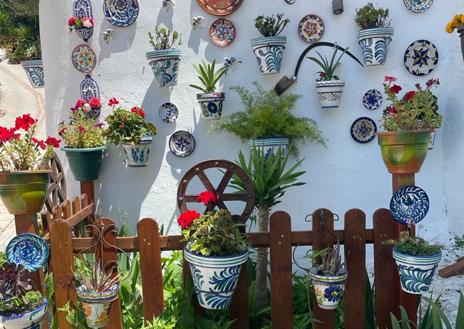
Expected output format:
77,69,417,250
97,20,137,62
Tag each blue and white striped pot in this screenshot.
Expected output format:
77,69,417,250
393,247,441,295
357,27,394,66
309,269,348,310
251,36,287,75
145,49,181,88
122,137,153,167
315,80,345,109
21,60,44,88
184,247,249,310
248,137,289,158
197,92,225,120
1,298,47,329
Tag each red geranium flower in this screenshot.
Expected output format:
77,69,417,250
197,191,218,205
0,127,18,142
386,106,398,115
67,16,77,26
389,84,402,94
177,210,201,229
130,106,145,118
89,98,101,109
108,98,119,107
74,98,85,109
78,125,86,133
403,91,416,102
15,114,35,131
32,138,46,150
45,137,61,148
384,76,397,83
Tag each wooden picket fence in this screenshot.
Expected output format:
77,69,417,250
46,198,407,329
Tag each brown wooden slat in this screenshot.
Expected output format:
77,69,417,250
65,204,94,228
80,181,95,205
344,209,366,329
230,261,249,329
439,259,464,278
63,200,72,219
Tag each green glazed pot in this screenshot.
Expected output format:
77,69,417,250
62,146,106,181
0,170,50,215
377,130,432,174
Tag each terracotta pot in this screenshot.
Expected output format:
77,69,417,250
377,130,432,174
0,170,50,215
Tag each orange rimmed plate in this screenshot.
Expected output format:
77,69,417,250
196,0,243,16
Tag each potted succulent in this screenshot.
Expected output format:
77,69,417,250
251,13,289,75
0,114,60,215
189,60,228,120
59,101,106,181
392,231,442,295
67,15,94,42
355,3,393,66
0,262,48,329
377,76,442,174
145,24,182,88
446,14,464,62
217,83,326,156
179,192,248,310
307,46,347,109
308,243,348,310
104,99,157,167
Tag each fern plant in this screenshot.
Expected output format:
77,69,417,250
308,46,347,81
189,60,228,93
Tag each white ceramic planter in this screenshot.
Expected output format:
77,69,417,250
122,137,153,167
357,27,394,66
21,60,44,88
197,92,225,120
251,36,287,75
1,298,47,329
315,80,345,109
309,269,348,310
77,284,119,329
248,137,289,158
145,49,181,88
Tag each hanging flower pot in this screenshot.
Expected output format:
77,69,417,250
248,137,289,158
145,49,181,88
309,269,348,310
122,136,153,167
0,170,50,215
197,92,225,120
357,27,394,66
393,248,441,295
21,60,44,88
251,36,287,75
315,80,345,109
62,146,106,181
1,299,47,329
77,284,119,329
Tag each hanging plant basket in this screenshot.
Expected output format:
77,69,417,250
251,36,287,75
1,298,47,329
62,146,106,181
122,137,153,167
309,269,348,310
145,49,181,88
197,92,225,120
77,284,119,329
315,80,345,109
357,27,394,66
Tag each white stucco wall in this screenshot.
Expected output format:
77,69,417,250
39,0,461,242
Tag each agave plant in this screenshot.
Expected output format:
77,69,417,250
319,243,345,276
307,46,347,81
189,60,228,93
73,258,120,293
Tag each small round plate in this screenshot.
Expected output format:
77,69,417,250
363,89,383,110
6,233,49,271
72,44,97,74
159,103,179,123
209,19,236,47
350,117,377,143
390,186,430,225
298,14,324,43
196,0,243,16
169,130,196,157
404,0,433,13
404,40,439,76
103,0,139,27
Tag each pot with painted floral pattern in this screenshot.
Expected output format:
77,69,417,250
309,269,348,310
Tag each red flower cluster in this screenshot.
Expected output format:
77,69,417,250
74,98,85,110
108,98,119,107
15,114,35,131
403,91,416,102
130,106,145,118
177,210,201,229
89,98,101,109
67,16,77,26
0,127,19,142
385,106,398,115
197,191,218,206
389,84,402,94
45,137,61,148
384,76,397,83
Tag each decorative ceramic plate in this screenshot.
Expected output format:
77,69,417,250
6,233,49,271
73,0,94,41
209,19,236,47
404,40,439,76
196,0,243,16
159,103,179,123
350,117,377,143
80,74,100,101
72,44,97,73
169,130,195,157
103,0,139,27
390,185,430,225
363,89,383,110
404,0,433,13
298,15,324,43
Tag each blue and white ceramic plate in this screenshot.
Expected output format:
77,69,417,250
362,89,383,110
71,44,97,73
390,186,430,225
169,130,195,157
103,0,139,27
404,40,439,76
80,74,100,101
6,233,49,271
350,117,377,143
159,103,179,123
404,0,433,13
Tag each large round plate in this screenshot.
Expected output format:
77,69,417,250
404,40,438,76
169,130,196,157
103,0,139,27
363,89,383,110
298,14,324,43
72,44,97,73
209,18,236,47
159,103,179,123
404,0,433,13
196,0,243,16
390,186,430,225
350,117,377,144
6,233,49,271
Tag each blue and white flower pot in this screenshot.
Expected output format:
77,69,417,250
145,49,181,88
122,137,153,167
309,269,348,310
77,284,119,329
315,80,345,109
393,248,441,295
251,36,287,75
197,92,225,120
21,60,44,88
184,247,249,310
357,27,394,66
248,137,289,158
1,298,47,329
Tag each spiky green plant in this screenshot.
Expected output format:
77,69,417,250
189,60,228,93
307,46,347,81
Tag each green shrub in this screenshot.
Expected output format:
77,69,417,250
394,231,443,256
355,3,390,29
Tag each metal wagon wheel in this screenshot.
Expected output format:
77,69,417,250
177,160,255,223
45,153,67,213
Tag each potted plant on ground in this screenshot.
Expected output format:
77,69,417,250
217,82,326,156
67,15,94,42
355,3,393,66
392,231,442,295
59,101,106,181
307,46,347,109
308,243,348,310
105,99,157,167
251,13,289,75
189,60,228,120
0,114,60,215
145,24,182,88
445,14,464,62
377,76,442,174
